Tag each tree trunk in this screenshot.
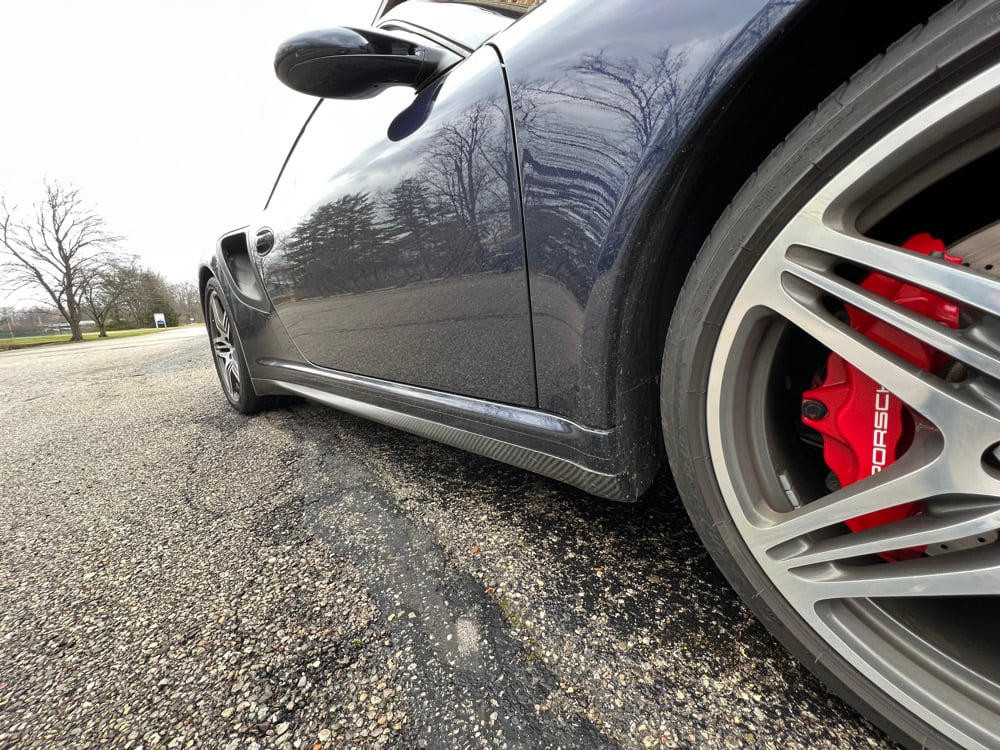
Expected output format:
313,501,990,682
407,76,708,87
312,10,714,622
65,282,84,341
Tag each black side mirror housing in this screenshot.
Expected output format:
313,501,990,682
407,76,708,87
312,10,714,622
274,27,458,100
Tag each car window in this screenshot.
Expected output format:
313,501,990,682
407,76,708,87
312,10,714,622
379,0,543,52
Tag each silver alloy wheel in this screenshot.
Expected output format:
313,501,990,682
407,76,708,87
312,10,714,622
707,62,1000,748
207,287,241,403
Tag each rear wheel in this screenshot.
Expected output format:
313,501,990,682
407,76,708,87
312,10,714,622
204,277,270,414
663,3,1000,747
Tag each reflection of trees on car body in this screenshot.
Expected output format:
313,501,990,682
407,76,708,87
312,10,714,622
270,93,515,296
257,45,535,405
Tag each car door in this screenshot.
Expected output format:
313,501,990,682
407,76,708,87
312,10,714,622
258,3,536,407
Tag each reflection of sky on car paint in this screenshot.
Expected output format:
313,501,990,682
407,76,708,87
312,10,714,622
500,0,766,71
262,0,789,223
0,0,380,295
267,79,486,228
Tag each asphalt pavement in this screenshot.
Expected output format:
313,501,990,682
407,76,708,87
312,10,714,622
0,328,896,749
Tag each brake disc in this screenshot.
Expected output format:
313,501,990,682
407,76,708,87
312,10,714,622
951,220,1000,277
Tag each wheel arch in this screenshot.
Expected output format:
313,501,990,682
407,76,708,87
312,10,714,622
608,0,953,496
198,264,214,310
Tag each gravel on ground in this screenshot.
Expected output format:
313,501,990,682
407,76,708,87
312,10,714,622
0,330,895,749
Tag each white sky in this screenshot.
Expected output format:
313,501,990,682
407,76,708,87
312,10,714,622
0,0,379,296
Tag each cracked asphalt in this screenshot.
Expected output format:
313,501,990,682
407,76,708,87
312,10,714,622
0,328,896,749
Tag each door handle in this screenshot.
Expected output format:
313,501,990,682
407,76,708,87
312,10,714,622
254,227,275,255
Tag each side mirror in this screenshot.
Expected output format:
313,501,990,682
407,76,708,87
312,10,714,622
274,27,458,100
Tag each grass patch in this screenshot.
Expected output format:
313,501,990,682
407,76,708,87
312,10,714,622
495,594,544,661
0,328,169,351
496,594,524,628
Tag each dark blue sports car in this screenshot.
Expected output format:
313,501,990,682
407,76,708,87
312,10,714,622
200,1,1000,746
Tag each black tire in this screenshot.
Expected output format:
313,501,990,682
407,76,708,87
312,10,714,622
662,3,1000,748
203,277,272,414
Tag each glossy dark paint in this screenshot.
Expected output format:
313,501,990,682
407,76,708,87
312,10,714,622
273,27,456,100
494,0,799,426
202,0,952,500
259,44,536,406
378,1,513,52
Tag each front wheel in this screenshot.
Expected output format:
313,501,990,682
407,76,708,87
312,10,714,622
663,3,1000,748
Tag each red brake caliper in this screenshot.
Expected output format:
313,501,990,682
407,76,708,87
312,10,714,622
801,233,963,562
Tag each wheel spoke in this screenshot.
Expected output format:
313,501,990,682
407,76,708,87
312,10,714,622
804,59,1000,229
782,244,1000,381
211,294,229,339
789,545,1000,600
226,357,241,389
763,268,1000,438
784,215,1000,319
771,505,1000,568
755,444,944,545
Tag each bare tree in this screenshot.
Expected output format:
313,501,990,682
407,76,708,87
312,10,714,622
169,280,202,325
79,256,139,337
0,182,123,341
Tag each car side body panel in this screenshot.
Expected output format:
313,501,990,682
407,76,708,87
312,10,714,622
258,45,537,407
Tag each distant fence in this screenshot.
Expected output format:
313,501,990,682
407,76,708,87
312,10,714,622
0,324,89,339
